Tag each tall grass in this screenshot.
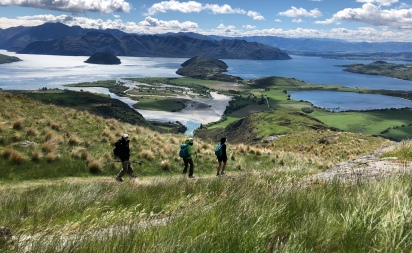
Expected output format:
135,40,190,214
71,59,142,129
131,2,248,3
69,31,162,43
3,174,412,252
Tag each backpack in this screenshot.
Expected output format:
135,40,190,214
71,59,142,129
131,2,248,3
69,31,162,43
179,144,189,159
113,139,121,157
215,143,223,158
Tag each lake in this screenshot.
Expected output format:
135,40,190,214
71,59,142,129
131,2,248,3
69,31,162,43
288,90,412,111
1,50,412,134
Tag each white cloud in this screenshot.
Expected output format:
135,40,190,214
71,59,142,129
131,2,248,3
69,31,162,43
247,11,265,20
279,6,322,18
356,0,398,7
243,24,256,29
146,0,264,20
274,19,282,22
315,3,412,29
146,0,202,15
0,15,198,34
0,0,131,13
292,19,303,23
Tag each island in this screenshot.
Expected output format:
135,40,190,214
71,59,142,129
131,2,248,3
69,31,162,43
176,56,243,82
0,53,21,64
84,52,121,65
341,61,412,81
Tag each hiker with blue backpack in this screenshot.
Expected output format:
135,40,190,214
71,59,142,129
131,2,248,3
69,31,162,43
215,137,227,176
179,138,196,178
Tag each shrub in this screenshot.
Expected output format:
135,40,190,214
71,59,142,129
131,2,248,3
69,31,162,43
161,160,171,171
88,160,102,174
42,141,57,153
45,153,58,162
26,127,39,136
9,149,27,164
68,135,81,146
12,119,23,130
31,150,42,162
301,107,314,114
11,132,22,141
138,150,155,161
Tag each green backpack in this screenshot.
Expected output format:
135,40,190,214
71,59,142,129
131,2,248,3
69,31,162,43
215,143,223,158
179,144,189,159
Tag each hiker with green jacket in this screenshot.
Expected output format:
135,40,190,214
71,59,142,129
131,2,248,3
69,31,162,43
180,138,196,178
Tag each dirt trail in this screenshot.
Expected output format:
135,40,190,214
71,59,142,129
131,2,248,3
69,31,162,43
303,142,412,185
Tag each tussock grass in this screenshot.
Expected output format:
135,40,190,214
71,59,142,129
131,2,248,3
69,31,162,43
0,91,398,252
3,175,412,252
381,139,412,161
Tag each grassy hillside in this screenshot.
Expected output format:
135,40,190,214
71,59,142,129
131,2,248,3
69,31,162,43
6,91,412,253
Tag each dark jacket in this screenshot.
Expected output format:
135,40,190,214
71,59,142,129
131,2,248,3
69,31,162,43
116,137,130,162
221,143,227,160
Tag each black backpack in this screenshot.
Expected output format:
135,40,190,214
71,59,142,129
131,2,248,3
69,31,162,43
113,139,121,157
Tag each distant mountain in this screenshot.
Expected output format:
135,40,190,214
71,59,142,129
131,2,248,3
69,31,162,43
171,32,412,54
12,28,291,60
2,22,412,59
0,23,127,52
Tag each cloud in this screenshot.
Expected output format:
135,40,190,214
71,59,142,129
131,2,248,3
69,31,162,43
146,0,202,15
0,0,131,13
146,0,264,20
315,3,412,29
0,14,198,34
243,24,256,29
356,0,398,6
279,6,322,18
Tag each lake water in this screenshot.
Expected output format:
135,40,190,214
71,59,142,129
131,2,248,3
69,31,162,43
288,90,412,111
1,50,412,133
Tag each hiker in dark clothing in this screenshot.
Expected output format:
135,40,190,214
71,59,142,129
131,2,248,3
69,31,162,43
216,137,228,176
181,138,196,178
115,134,137,182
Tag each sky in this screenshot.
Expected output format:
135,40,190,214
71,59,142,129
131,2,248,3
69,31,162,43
0,0,412,42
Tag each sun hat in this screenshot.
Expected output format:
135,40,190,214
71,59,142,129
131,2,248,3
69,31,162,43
123,134,129,138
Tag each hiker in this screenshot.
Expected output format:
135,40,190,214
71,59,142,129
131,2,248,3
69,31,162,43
115,134,137,182
216,137,228,176
180,138,196,178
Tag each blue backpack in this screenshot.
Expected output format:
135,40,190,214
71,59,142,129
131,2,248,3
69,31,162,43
179,144,189,159
215,143,223,158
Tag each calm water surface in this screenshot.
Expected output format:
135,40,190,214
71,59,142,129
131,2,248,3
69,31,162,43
289,90,412,111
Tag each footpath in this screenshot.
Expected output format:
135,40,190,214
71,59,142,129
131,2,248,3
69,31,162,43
304,142,412,185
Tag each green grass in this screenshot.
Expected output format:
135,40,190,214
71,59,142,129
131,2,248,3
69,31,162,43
312,108,412,139
132,96,186,111
3,173,412,252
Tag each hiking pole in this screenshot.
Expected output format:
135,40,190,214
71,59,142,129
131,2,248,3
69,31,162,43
107,160,143,164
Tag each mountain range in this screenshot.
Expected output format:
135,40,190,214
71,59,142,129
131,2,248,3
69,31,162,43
2,22,412,61
0,23,290,60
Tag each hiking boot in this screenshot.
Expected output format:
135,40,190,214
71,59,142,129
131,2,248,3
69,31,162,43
115,176,124,182
188,175,195,179
221,172,225,175
216,173,220,176
130,174,138,178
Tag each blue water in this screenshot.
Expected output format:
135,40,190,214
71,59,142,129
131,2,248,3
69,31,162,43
289,90,412,111
225,56,412,91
